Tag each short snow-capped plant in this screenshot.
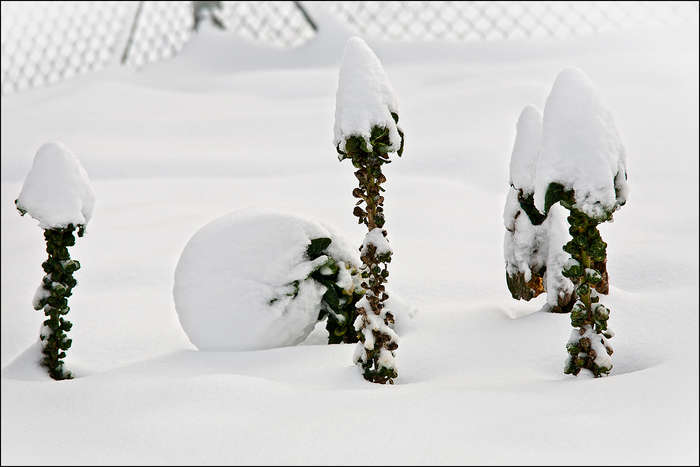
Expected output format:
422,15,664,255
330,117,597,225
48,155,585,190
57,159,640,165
504,104,574,313
15,141,95,380
532,67,629,377
334,36,404,384
173,207,364,351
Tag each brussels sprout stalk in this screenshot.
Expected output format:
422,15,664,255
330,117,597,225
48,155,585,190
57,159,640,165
552,191,614,378
25,219,85,380
337,118,404,384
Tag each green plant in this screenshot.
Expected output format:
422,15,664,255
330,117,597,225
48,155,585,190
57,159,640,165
306,237,364,344
337,120,404,384
508,190,575,313
14,140,94,380
17,205,84,380
543,184,615,377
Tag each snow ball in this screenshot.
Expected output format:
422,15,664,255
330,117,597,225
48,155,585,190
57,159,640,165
534,67,628,221
16,141,95,231
509,104,543,193
173,206,359,351
333,36,402,155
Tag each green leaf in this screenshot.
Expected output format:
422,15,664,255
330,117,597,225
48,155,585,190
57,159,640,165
306,237,332,258
585,269,603,284
562,241,579,256
566,342,581,355
517,191,547,226
323,284,341,310
345,136,360,152
574,234,588,247
544,182,573,214
577,283,591,296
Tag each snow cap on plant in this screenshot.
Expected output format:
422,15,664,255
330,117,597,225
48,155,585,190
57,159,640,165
504,105,574,311
534,67,629,222
509,104,543,194
333,36,402,158
15,141,95,232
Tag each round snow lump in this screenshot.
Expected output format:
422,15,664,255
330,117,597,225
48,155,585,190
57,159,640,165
173,206,358,351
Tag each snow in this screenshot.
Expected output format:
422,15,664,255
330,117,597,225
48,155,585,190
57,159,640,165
533,66,629,221
361,227,392,256
1,7,698,465
508,104,543,192
333,36,402,155
504,104,572,310
543,203,574,309
173,206,358,351
503,189,546,282
14,140,95,231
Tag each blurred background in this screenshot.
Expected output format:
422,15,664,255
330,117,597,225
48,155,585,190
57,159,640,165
2,1,698,96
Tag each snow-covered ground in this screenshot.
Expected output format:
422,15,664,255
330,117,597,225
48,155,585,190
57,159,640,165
2,5,698,465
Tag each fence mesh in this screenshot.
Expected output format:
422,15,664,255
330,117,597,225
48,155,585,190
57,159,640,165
1,1,132,95
329,1,699,41
122,1,194,70
2,1,698,96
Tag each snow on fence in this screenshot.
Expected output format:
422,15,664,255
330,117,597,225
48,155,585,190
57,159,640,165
1,1,698,96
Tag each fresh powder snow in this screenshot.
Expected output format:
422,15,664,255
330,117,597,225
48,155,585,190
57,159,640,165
361,227,393,256
508,104,543,193
173,206,360,351
1,7,697,465
504,105,547,284
533,66,629,221
15,141,95,231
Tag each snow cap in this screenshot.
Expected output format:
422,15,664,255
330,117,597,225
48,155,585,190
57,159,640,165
509,104,543,193
16,141,95,230
333,36,402,155
534,67,628,221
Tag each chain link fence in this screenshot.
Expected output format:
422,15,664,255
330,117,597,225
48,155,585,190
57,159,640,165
2,1,698,96
122,1,316,69
329,1,699,41
1,1,132,95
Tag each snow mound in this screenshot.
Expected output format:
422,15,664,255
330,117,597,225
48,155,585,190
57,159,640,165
15,141,95,230
173,206,359,351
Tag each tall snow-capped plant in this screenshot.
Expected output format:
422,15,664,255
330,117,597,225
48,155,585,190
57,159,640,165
504,105,574,313
532,67,629,377
15,141,95,380
334,37,404,384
